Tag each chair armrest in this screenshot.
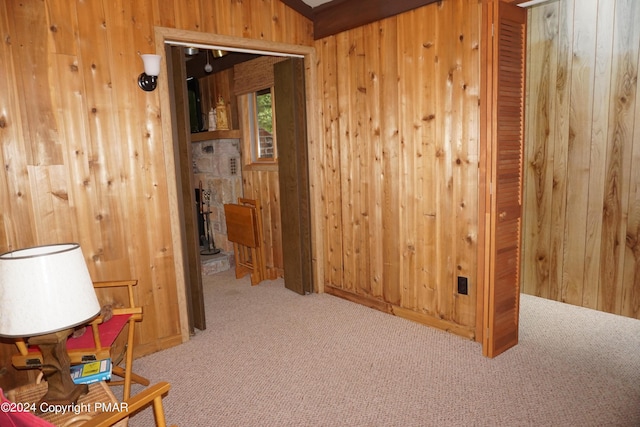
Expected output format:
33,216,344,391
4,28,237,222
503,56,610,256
81,382,172,427
92,280,138,289
93,280,138,309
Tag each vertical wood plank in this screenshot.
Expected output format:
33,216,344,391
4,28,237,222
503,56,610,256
454,0,480,328
622,61,640,317
0,1,36,251
379,17,401,307
416,5,438,316
6,0,63,167
46,0,79,56
336,29,354,293
562,0,598,306
548,0,573,303
151,0,177,29
434,0,455,319
522,2,559,299
174,0,201,31
317,36,344,290
363,22,384,299
581,0,615,310
398,10,418,311
599,0,640,314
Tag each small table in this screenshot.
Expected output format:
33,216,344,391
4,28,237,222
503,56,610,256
6,381,127,427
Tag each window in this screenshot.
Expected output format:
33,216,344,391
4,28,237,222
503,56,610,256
248,87,277,163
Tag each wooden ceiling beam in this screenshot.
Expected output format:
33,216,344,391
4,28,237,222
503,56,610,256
278,0,534,40
312,0,439,39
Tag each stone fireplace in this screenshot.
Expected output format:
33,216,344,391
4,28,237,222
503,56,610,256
191,136,242,274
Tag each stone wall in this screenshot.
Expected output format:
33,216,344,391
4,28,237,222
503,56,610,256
191,138,243,253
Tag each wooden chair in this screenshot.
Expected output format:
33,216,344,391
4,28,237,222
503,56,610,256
224,198,267,285
12,280,150,400
85,382,175,427
1,381,176,427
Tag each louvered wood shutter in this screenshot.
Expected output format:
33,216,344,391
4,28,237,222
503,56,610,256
483,1,527,358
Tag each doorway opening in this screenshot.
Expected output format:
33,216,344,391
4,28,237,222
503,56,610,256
153,28,320,341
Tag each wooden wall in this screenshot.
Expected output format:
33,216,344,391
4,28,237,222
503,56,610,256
242,163,284,279
522,0,640,319
0,0,313,388
235,56,290,279
314,0,482,338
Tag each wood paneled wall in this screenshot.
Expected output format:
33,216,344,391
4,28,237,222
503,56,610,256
235,56,290,279
0,0,313,387
523,0,640,319
314,0,481,337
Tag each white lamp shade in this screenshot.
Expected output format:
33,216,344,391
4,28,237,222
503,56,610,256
140,54,161,77
0,243,101,337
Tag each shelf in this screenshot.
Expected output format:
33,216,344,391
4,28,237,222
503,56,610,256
191,129,241,142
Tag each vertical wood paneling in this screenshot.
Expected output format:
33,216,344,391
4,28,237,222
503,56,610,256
601,0,640,315
363,24,384,300
523,0,640,319
340,28,355,293
455,0,480,328
7,1,63,167
241,166,285,279
379,17,401,307
522,1,558,300
317,36,344,290
563,0,598,307
414,7,438,315
624,61,640,317
174,0,201,31
581,0,614,310
151,0,177,29
434,1,455,320
317,0,481,337
0,19,36,248
0,0,313,383
398,10,420,311
235,58,286,280
47,0,79,56
548,0,572,303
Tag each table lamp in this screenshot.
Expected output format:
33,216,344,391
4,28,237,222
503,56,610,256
0,243,101,405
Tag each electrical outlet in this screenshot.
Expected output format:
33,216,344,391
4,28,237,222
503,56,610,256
457,276,468,295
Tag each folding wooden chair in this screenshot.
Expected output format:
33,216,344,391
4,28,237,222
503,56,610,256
224,198,267,285
13,280,150,400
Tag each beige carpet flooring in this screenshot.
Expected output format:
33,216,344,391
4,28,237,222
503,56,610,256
124,269,640,426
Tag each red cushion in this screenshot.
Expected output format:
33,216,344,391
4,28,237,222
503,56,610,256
0,389,53,427
66,314,132,350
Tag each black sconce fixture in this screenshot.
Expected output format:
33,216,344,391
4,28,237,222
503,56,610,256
138,53,161,91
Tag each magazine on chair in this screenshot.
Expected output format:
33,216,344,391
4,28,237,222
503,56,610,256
70,358,112,384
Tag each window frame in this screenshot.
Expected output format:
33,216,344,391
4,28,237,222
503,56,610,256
241,87,277,171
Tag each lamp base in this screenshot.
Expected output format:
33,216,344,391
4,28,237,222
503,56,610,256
138,73,157,91
28,329,89,407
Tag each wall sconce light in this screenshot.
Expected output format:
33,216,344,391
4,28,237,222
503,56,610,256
138,53,161,92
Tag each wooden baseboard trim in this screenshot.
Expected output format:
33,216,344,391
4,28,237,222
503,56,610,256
133,335,183,359
324,285,392,314
324,285,475,340
391,306,475,340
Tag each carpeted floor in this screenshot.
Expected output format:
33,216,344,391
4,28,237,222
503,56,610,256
124,269,640,426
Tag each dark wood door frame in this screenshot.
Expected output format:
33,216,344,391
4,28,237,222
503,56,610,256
275,58,313,295
165,45,206,333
